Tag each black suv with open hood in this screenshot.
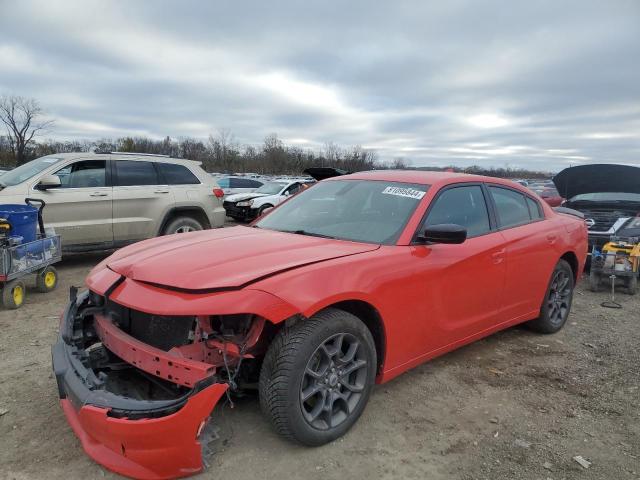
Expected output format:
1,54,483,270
554,164,640,251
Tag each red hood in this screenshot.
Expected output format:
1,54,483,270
101,226,379,291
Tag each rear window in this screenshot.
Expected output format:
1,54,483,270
526,196,543,220
489,186,531,228
157,163,200,185
114,160,158,186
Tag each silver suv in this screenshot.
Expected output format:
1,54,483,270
0,152,226,251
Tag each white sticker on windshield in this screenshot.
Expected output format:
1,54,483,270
382,186,426,200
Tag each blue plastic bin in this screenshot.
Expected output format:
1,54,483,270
0,204,38,243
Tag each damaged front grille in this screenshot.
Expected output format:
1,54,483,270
103,299,196,351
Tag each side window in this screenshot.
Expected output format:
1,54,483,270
217,178,230,188
424,185,491,237
114,160,158,186
248,179,263,188
526,196,543,220
157,163,200,185
285,183,301,195
234,178,256,188
489,186,531,228
54,160,106,188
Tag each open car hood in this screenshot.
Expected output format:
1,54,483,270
102,227,379,291
553,164,640,199
303,167,349,181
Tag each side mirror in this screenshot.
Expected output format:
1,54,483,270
283,191,291,196
36,175,61,190
419,223,467,244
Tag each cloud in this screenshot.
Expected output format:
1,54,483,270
0,0,639,171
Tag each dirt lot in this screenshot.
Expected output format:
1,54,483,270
0,248,638,480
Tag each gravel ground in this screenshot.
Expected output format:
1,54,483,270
0,246,638,480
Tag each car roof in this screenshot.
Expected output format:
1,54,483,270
38,152,201,167
331,170,527,190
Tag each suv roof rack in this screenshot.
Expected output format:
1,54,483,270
104,151,171,158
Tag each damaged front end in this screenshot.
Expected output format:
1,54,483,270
52,279,292,480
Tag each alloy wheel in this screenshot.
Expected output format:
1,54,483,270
547,269,571,325
300,333,368,430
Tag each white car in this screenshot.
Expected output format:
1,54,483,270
223,180,312,221
214,175,264,196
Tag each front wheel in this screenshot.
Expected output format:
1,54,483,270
256,204,273,218
528,259,575,334
2,279,26,309
259,308,376,446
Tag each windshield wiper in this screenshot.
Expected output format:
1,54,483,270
283,229,336,239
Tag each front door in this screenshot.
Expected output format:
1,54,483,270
415,184,507,350
31,159,113,246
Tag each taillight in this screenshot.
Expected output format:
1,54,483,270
213,188,224,198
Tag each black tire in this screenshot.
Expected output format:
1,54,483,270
2,279,26,309
588,268,601,292
257,204,273,217
35,266,58,293
528,259,575,334
627,274,638,295
162,216,203,235
259,308,376,446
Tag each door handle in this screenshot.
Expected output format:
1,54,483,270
89,192,108,197
154,190,170,194
491,249,506,264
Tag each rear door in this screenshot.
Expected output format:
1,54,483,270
156,162,209,211
112,160,175,243
31,159,113,246
487,185,558,321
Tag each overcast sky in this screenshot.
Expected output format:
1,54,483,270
1,0,639,171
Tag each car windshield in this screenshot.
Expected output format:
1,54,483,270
0,156,62,187
255,182,286,195
569,192,640,202
256,179,429,245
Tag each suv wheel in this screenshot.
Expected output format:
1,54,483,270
163,216,203,235
259,308,376,446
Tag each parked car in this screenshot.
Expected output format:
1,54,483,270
214,175,264,196
0,152,226,251
529,185,564,207
52,171,587,479
554,164,640,251
223,179,312,221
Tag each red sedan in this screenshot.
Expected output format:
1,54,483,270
530,185,564,207
52,171,587,479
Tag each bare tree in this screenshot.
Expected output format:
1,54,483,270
0,95,53,165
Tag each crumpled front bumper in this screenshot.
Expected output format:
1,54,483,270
52,292,229,480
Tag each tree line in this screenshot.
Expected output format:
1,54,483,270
0,94,551,178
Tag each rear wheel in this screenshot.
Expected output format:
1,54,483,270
2,280,26,309
162,216,203,235
35,266,58,293
259,308,376,446
528,259,574,334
